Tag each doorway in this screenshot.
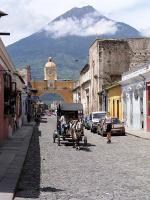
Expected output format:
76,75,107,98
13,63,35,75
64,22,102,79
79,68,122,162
147,83,150,131
117,99,120,119
130,94,133,126
140,95,144,129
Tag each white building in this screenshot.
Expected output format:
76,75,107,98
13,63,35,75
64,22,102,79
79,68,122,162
73,64,91,114
120,63,150,131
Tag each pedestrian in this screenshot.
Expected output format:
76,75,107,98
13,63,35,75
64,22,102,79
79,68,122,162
104,112,112,144
59,115,66,135
27,112,31,123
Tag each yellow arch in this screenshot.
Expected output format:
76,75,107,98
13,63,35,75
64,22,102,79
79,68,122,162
31,80,74,103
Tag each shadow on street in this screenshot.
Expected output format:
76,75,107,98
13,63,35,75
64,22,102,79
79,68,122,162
14,124,41,198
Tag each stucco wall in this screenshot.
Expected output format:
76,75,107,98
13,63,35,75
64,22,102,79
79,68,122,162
107,85,122,120
31,80,74,103
0,38,16,141
89,41,100,112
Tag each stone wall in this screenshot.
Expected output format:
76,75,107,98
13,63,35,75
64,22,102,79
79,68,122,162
88,39,131,111
100,40,130,83
88,38,150,112
127,38,150,69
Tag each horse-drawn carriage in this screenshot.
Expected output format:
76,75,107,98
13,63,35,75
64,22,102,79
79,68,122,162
53,103,87,148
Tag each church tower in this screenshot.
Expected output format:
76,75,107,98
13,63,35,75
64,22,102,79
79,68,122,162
44,57,57,80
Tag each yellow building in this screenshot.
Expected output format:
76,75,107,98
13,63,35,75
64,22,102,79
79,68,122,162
106,83,122,120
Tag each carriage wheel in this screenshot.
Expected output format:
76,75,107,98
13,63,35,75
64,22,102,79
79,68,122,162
83,136,87,146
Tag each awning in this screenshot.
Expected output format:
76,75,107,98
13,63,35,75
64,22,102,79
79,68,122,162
59,103,83,111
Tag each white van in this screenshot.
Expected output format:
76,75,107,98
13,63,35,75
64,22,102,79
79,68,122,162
89,111,106,133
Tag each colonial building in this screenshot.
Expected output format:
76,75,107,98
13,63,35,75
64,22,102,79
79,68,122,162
14,72,25,129
73,38,150,115
120,63,150,131
18,65,33,124
89,38,150,112
100,83,122,120
89,39,130,112
0,37,17,140
73,80,81,103
73,64,91,114
32,57,74,103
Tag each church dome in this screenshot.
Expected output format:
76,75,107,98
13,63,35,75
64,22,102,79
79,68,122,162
45,57,56,68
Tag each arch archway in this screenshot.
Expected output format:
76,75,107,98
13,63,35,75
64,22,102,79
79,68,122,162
39,93,64,104
31,80,74,103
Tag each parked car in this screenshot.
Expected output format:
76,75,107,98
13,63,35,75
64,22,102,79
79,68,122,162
89,111,106,133
97,117,125,136
83,115,91,130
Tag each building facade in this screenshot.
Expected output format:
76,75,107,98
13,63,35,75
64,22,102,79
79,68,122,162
0,38,17,140
18,66,32,124
120,63,150,131
108,84,122,121
89,39,130,112
73,64,91,114
100,83,122,120
32,57,75,103
74,38,150,115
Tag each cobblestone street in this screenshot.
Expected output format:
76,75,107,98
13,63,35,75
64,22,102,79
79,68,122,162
14,116,150,200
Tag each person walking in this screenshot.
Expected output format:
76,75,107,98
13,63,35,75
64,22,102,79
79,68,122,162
104,112,112,144
75,118,83,150
59,115,66,135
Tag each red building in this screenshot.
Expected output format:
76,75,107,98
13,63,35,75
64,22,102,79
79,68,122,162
0,38,17,140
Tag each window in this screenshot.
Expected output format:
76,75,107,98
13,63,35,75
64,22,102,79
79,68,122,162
112,118,121,124
113,99,115,117
93,113,106,119
3,73,12,115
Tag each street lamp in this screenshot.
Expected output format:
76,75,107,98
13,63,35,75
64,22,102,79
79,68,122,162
0,10,10,36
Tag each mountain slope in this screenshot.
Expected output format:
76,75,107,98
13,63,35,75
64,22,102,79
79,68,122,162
7,6,141,80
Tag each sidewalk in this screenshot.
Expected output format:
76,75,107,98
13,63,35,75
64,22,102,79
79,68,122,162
126,128,150,140
0,122,35,200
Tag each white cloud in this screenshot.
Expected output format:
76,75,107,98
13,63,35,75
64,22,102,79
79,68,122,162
0,0,50,45
44,12,117,37
141,27,150,37
0,0,150,45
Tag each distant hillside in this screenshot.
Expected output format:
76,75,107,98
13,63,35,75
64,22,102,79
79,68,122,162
7,5,141,80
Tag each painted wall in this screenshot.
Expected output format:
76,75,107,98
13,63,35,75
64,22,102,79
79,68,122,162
121,63,150,131
107,85,122,120
125,90,146,130
0,64,5,140
31,80,74,103
0,38,16,141
121,82,147,130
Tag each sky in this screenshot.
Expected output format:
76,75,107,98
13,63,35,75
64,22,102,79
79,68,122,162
0,0,150,46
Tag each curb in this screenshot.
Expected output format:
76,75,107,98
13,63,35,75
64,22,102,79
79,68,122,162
13,122,36,199
126,132,150,140
0,122,36,200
